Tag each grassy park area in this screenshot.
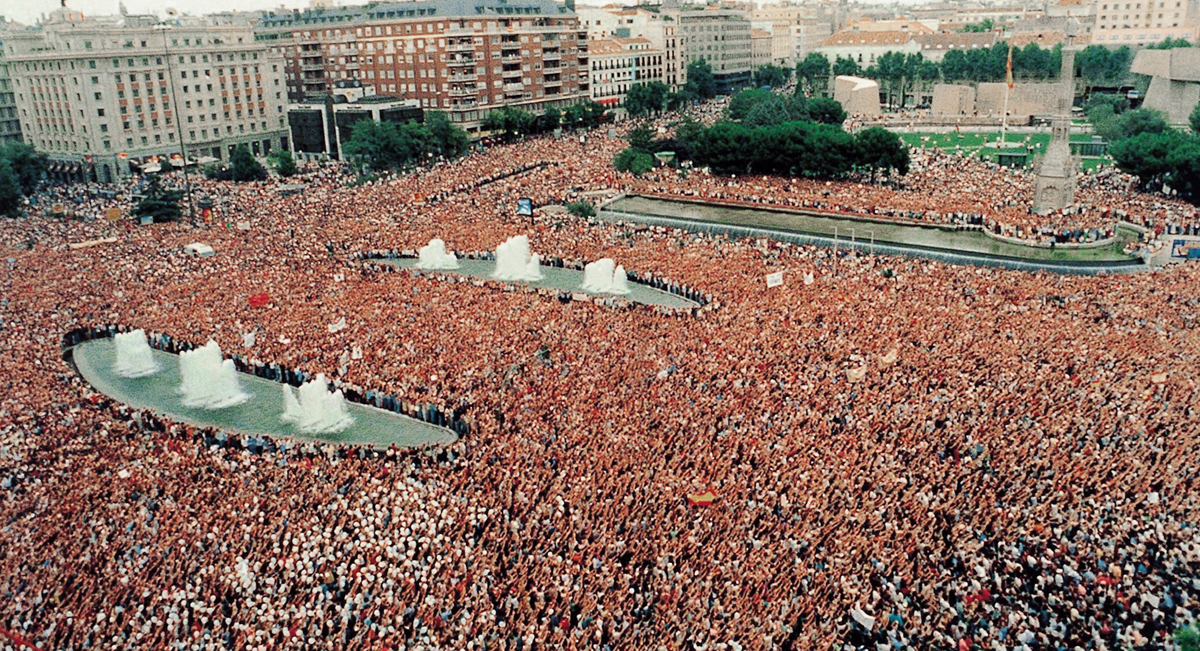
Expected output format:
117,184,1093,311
899,131,1109,172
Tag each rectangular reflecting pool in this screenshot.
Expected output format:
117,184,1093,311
73,338,457,449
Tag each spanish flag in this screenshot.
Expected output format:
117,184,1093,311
1006,42,1014,89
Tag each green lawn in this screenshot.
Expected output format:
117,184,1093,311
900,132,1098,150
901,131,1110,171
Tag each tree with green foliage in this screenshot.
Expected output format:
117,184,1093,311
0,142,49,196
667,88,699,110
229,144,268,182
132,175,184,223
1147,37,1194,49
613,148,656,175
960,18,994,33
795,53,831,96
1109,130,1184,191
685,58,717,99
566,201,596,218
744,94,809,128
561,100,607,130
1189,103,1200,133
1177,625,1200,651
0,159,23,217
269,149,298,177
627,126,657,154
1083,93,1130,116
855,127,910,179
1076,45,1134,93
870,51,915,108
482,105,537,141
625,81,671,117
832,56,862,77
343,120,431,170
538,107,562,133
941,49,970,82
424,111,470,158
1094,107,1168,142
752,64,792,89
806,97,847,125
728,88,775,121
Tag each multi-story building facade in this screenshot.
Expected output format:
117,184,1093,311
815,29,921,69
0,20,22,144
576,5,686,91
5,7,289,181
1092,0,1199,45
751,28,774,70
256,0,589,134
679,8,752,93
588,37,664,108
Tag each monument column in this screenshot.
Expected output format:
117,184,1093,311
1033,40,1078,214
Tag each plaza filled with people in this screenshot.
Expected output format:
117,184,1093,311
1,105,1199,651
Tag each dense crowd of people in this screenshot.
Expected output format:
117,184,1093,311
1,103,1200,651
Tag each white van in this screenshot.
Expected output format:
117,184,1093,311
184,242,215,258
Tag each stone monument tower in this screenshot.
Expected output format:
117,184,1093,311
1033,43,1078,214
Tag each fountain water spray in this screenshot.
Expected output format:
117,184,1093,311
178,341,250,409
113,329,160,378
281,373,355,434
581,258,631,295
415,239,459,270
492,235,543,281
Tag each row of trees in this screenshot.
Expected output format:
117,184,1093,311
0,143,48,217
614,91,908,181
687,120,909,179
1100,98,1200,204
342,111,470,170
727,89,847,127
792,42,1151,108
481,101,608,141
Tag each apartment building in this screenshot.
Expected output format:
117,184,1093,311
1092,0,1199,45
576,5,686,91
589,37,663,108
4,7,288,181
256,0,589,133
679,7,752,93
0,21,21,143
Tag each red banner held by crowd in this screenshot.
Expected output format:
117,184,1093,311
248,292,270,308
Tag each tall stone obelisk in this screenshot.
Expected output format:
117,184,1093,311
1033,41,1078,214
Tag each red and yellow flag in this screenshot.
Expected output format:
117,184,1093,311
1006,42,1014,89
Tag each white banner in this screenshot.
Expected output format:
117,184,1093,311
765,271,784,288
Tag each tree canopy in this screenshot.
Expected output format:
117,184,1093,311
685,59,717,99
625,82,671,117
132,176,184,223
230,144,268,182
752,64,792,89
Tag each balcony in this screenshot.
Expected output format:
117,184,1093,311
449,86,477,97
542,51,561,61
502,68,523,78
504,82,524,91
544,78,562,87
447,56,475,67
447,42,475,52
501,54,523,62
448,73,478,82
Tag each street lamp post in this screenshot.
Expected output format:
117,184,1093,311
155,23,196,225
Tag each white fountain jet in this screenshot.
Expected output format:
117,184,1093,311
414,239,459,270
281,373,355,434
177,341,250,409
113,329,160,378
491,235,543,282
581,258,631,295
